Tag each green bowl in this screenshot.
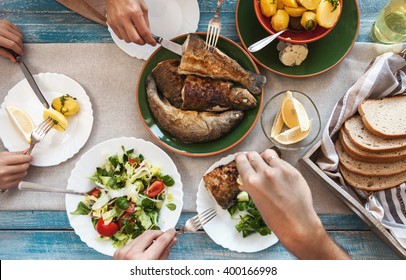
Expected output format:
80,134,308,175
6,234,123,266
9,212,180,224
236,0,360,78
136,33,264,156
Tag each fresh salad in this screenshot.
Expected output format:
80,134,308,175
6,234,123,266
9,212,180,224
228,191,272,238
71,147,176,247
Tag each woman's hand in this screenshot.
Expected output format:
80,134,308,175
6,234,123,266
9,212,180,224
235,149,350,259
0,20,23,63
105,0,156,46
0,151,32,190
113,229,177,260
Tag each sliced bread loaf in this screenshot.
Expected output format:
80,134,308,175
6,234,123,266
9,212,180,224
344,115,406,152
339,130,406,163
335,140,406,176
358,95,406,138
339,164,406,191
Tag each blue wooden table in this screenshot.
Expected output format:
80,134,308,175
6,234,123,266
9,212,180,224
0,0,402,260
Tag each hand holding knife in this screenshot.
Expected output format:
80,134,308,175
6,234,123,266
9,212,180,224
9,50,50,109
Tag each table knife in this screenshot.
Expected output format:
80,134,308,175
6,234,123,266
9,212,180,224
152,34,183,56
18,181,87,196
12,52,50,109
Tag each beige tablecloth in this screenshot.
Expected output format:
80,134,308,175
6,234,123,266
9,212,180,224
0,42,403,211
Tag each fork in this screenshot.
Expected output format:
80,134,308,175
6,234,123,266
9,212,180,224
177,207,217,234
24,117,54,155
205,0,224,51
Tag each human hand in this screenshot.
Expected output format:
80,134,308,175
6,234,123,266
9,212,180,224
235,149,349,259
0,20,23,63
105,0,156,46
0,151,32,190
113,229,177,260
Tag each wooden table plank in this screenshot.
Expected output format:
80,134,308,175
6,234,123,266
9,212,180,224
0,230,399,260
0,0,381,43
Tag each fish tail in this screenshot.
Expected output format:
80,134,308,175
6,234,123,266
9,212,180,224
246,72,266,95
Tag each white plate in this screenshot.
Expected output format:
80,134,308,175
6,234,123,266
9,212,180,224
65,137,183,256
196,153,279,253
108,0,200,60
0,73,93,167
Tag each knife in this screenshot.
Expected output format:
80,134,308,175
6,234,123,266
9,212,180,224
12,52,50,108
152,34,183,56
18,181,88,196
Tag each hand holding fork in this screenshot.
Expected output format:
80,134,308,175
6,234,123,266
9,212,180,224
24,117,53,155
205,0,225,51
177,207,217,234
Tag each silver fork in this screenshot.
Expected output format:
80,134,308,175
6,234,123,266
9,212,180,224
24,117,54,155
205,0,224,51
177,207,217,234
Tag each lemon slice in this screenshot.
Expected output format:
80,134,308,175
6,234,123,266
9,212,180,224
5,105,34,143
281,91,310,132
43,108,68,132
273,121,312,145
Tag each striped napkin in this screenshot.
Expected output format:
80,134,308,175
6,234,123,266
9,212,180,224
316,50,406,249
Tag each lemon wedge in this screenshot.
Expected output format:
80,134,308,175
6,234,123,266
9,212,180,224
273,120,312,145
270,93,290,138
281,91,310,132
5,105,34,143
43,108,68,132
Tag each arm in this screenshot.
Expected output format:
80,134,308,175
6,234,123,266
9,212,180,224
113,229,177,260
105,0,156,46
0,151,32,190
235,149,350,260
0,20,23,63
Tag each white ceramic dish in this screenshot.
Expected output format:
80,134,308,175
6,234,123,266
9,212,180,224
65,137,183,256
0,72,93,166
108,0,200,60
196,153,279,253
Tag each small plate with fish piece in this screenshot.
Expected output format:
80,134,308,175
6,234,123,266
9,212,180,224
196,153,279,253
236,0,360,77
136,33,264,156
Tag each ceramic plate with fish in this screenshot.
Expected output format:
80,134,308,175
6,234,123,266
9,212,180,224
136,33,264,156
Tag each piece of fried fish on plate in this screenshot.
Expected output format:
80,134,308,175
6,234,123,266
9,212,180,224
203,160,241,209
151,59,257,112
146,74,244,143
178,34,266,95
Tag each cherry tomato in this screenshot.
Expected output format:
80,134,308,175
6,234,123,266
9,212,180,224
128,158,136,165
88,187,101,198
96,218,119,237
144,180,164,197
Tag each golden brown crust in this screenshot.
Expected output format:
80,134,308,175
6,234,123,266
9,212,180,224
203,161,241,209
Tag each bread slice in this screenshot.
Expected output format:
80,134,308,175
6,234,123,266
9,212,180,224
344,115,406,152
339,164,406,191
335,140,406,176
358,96,406,138
339,130,406,163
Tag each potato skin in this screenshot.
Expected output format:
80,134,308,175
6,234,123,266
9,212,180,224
271,9,290,31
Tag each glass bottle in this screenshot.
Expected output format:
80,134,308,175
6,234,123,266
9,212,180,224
371,0,406,44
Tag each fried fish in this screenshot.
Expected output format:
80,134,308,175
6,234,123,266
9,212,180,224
203,160,241,209
151,59,257,112
146,74,244,143
178,34,266,95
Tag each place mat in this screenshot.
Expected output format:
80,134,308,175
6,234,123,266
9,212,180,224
0,42,404,211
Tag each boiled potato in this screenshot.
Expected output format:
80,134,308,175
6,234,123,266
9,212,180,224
284,6,307,17
298,0,321,10
52,94,80,116
316,0,341,28
282,0,298,8
271,9,290,31
277,0,284,9
301,11,317,31
260,0,278,17
43,108,68,132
